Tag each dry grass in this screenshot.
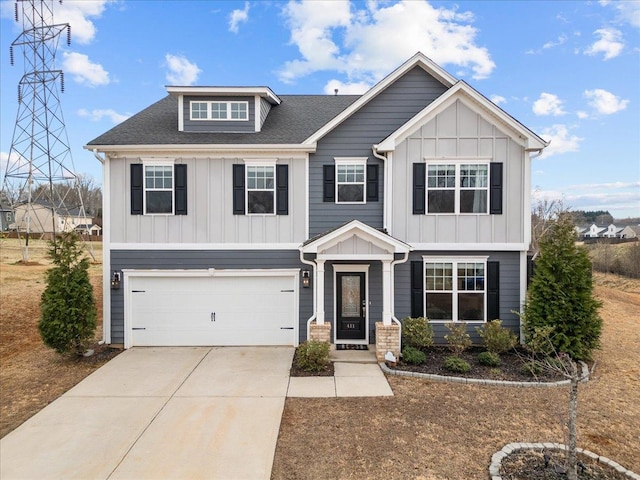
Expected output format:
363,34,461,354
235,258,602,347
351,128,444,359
271,272,640,479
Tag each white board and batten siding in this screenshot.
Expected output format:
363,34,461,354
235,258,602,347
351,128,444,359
124,270,299,348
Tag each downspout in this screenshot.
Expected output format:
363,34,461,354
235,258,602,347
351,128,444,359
92,149,107,346
390,251,410,350
299,249,317,342
371,145,389,232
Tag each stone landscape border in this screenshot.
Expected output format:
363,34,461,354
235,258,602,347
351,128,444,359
379,361,590,388
488,442,640,479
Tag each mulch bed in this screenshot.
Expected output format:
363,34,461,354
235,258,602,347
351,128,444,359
390,346,566,382
500,449,629,479
289,348,334,377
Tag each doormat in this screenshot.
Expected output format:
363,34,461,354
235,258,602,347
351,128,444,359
336,344,368,351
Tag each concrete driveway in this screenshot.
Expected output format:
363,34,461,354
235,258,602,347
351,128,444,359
0,347,293,480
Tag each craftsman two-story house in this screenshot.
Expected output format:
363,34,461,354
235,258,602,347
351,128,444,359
86,53,547,361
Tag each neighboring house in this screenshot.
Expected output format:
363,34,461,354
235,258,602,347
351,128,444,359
86,53,547,360
621,225,640,239
12,201,87,234
581,223,608,238
579,223,628,239
75,223,102,235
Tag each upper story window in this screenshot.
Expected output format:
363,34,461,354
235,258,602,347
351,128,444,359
190,101,249,121
144,165,174,214
427,162,488,214
246,165,275,214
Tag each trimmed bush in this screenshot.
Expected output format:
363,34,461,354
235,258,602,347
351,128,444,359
478,351,501,367
476,320,518,354
444,355,471,373
402,346,426,365
295,340,330,372
444,322,472,355
39,232,97,355
401,317,434,349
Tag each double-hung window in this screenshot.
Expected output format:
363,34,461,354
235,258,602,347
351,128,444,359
335,158,366,203
190,101,248,121
425,162,489,214
144,165,173,214
424,258,486,322
246,164,275,214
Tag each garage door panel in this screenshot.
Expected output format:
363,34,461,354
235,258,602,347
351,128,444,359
129,274,296,347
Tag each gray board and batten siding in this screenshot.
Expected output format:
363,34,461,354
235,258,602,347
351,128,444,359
394,251,521,343
109,250,313,345
308,66,448,237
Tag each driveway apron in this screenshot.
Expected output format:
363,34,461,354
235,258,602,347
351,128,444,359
0,346,294,480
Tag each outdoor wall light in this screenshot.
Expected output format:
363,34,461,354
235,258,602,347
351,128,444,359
111,271,121,290
302,270,310,288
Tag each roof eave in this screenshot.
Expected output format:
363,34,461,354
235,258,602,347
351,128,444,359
84,143,317,155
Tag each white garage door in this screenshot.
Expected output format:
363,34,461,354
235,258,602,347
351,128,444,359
128,273,297,347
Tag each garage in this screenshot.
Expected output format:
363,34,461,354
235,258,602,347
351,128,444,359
125,270,298,347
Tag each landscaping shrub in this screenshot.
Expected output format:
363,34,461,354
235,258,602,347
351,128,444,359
522,215,602,361
295,340,330,372
444,322,472,355
520,361,543,377
401,316,433,349
477,351,501,367
444,355,471,373
476,319,517,354
39,232,97,355
402,346,426,365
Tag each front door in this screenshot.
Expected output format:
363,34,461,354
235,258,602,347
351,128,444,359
336,272,366,341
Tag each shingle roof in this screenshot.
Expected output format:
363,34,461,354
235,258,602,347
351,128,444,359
87,94,361,146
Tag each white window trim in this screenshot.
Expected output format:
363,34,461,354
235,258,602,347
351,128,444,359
245,161,276,216
142,161,175,216
189,100,249,121
424,158,491,215
334,157,368,205
422,256,488,323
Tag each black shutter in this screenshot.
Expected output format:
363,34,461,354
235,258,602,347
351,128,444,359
366,164,379,202
323,165,335,202
276,164,288,215
174,164,187,215
410,261,424,318
487,261,500,321
131,163,143,215
232,164,245,215
490,162,503,215
413,163,426,214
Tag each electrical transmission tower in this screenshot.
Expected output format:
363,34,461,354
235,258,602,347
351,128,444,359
2,0,93,261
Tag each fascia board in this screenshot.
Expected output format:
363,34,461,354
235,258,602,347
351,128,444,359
303,52,457,145
377,82,548,152
302,220,411,254
83,143,317,155
166,86,281,105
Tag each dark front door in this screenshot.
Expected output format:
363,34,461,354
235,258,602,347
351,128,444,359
336,272,366,341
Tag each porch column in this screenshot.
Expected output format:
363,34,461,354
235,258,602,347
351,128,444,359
316,259,325,324
382,259,392,326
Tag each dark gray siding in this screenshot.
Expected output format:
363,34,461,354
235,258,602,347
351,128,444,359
110,249,311,344
259,98,271,130
323,261,382,342
183,96,255,133
309,67,448,236
394,251,521,343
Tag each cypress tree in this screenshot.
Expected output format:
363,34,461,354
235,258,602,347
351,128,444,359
523,215,602,360
39,232,97,355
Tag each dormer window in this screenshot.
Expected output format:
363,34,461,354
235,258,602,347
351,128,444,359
189,101,249,121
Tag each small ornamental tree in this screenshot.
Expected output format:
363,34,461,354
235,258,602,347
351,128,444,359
39,232,97,355
522,214,602,361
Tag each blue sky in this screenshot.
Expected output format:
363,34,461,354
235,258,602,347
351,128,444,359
1,0,639,219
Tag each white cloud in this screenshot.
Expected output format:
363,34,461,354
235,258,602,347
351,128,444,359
584,88,629,115
77,108,129,124
543,34,568,49
602,0,640,28
490,95,506,105
229,2,250,33
62,51,110,87
279,0,495,85
532,185,640,216
323,79,371,95
539,124,583,158
576,111,589,119
164,54,201,85
532,93,567,116
585,28,624,60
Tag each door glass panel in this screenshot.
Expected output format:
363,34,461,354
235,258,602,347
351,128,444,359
341,275,361,317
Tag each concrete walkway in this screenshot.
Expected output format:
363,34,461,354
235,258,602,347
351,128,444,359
0,346,392,480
